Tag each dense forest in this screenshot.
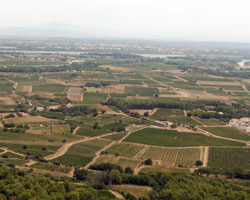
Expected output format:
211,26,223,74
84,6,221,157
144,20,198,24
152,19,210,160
1,164,250,200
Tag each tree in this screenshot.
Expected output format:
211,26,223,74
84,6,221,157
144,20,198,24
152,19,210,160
42,147,47,151
74,168,88,181
23,145,28,150
195,160,203,167
101,110,106,114
171,123,177,128
144,112,149,117
110,170,122,184
144,159,153,165
119,119,123,124
93,122,99,129
125,167,134,174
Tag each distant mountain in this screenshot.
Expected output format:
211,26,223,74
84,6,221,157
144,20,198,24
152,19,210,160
0,21,116,39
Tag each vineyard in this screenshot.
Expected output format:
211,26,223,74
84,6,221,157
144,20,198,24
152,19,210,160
95,155,141,170
208,147,250,170
138,146,202,168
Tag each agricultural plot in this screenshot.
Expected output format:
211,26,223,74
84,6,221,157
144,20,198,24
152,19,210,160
53,139,111,167
31,162,72,173
102,123,128,131
202,127,250,141
193,117,225,126
139,146,201,168
175,148,201,168
208,147,250,169
16,85,32,93
151,108,184,121
86,85,125,94
112,185,153,198
81,93,107,104
28,125,52,135
33,84,65,93
125,128,245,147
74,114,149,126
168,117,201,126
76,125,110,137
0,132,79,142
4,116,58,125
51,124,69,135
95,155,141,170
139,147,179,167
0,143,59,157
67,87,83,101
0,97,16,105
107,143,144,158
101,132,127,141
0,152,27,166
125,86,159,96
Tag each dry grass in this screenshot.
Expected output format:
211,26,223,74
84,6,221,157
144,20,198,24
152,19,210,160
67,87,83,101
100,65,130,72
0,97,16,105
17,85,32,93
112,185,153,198
86,85,125,94
4,116,58,124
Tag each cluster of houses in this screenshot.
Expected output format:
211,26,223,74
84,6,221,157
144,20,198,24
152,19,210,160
229,117,250,133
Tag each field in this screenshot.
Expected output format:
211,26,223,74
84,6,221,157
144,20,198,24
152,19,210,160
101,132,127,140
202,127,250,141
67,87,83,101
53,139,111,167
139,146,201,168
107,143,144,158
4,116,58,124
31,162,72,173
112,185,153,198
0,40,250,181
76,125,110,137
125,128,245,147
208,147,250,169
0,143,59,157
193,117,225,126
151,108,185,120
95,155,141,170
125,86,159,96
82,93,108,104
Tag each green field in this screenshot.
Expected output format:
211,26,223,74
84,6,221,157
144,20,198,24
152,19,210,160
125,128,245,147
53,139,111,167
202,127,250,141
76,125,110,137
208,147,250,169
151,108,184,120
101,132,127,141
82,93,108,104
0,143,59,157
107,143,144,158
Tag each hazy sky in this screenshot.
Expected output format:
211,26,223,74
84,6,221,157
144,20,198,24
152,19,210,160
1,0,250,42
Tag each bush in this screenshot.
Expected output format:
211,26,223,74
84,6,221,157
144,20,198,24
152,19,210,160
144,159,152,165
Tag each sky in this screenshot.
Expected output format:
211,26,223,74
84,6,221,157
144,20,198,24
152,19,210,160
0,0,250,42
